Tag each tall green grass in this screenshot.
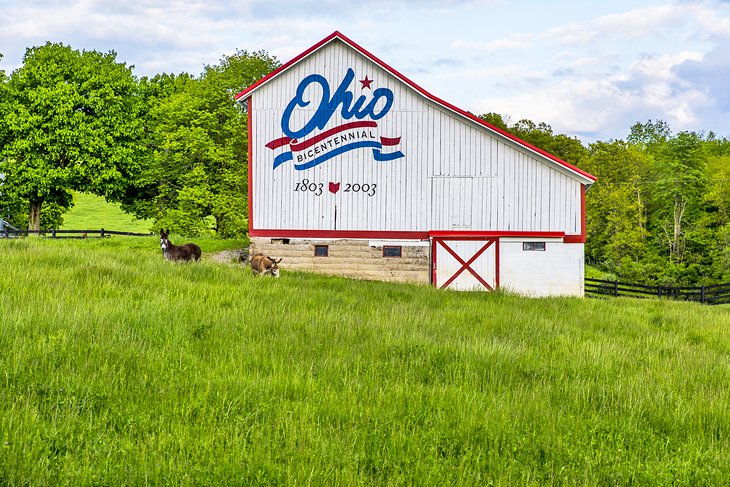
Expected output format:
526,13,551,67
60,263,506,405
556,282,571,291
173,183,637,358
1,237,729,485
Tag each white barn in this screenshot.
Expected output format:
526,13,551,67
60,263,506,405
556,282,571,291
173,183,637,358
235,32,596,296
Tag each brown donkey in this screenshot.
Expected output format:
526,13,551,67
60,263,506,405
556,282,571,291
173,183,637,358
250,253,282,277
160,229,201,262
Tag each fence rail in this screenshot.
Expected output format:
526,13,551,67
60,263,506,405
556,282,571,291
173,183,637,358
1,228,153,238
586,278,730,305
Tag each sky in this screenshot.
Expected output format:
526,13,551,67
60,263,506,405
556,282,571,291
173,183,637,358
2,0,730,143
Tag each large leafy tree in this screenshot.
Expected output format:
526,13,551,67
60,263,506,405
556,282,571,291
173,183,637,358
0,53,7,143
124,50,279,237
643,131,708,264
0,43,143,231
581,140,650,278
693,138,730,281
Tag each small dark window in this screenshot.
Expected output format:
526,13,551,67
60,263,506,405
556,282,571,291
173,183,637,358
314,245,329,257
383,246,402,258
272,238,290,244
523,242,546,251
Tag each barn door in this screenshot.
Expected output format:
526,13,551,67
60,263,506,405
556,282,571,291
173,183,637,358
431,237,498,291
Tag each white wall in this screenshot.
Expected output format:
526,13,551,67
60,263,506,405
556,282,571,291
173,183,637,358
499,239,584,297
249,38,585,236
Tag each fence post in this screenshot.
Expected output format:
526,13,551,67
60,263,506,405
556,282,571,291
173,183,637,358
657,286,662,299
614,280,619,297
100,228,105,238
701,285,706,304
51,229,56,238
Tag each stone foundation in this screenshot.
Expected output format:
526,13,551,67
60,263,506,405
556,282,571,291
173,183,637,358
249,238,431,284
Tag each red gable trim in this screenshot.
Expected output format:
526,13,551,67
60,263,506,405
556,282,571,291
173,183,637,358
251,229,576,241
235,32,344,103
250,229,429,239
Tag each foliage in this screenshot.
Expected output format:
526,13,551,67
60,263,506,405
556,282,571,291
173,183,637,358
582,140,649,277
479,114,588,166
627,119,671,148
0,43,143,231
123,50,279,238
1,239,730,485
486,114,730,286
479,111,510,131
0,54,7,146
645,131,709,263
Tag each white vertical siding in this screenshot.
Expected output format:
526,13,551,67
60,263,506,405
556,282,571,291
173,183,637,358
250,39,583,236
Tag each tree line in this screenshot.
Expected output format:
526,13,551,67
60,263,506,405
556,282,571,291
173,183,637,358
481,114,730,286
1,44,729,285
0,43,279,238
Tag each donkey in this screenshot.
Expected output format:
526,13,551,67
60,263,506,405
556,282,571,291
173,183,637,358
250,253,282,277
160,229,202,262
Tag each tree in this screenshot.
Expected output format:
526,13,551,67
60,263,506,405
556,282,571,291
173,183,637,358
646,131,708,263
627,119,671,149
699,148,730,280
478,112,509,131
0,43,143,231
123,50,279,237
477,114,588,167
0,53,7,145
581,140,650,274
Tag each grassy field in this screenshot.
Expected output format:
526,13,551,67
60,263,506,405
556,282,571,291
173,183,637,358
60,192,152,234
1,237,730,485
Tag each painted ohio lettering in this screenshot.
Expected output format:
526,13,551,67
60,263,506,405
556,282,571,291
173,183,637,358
281,68,393,139
266,68,404,170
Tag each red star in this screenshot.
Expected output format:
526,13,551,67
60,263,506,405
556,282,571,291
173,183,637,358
359,75,373,90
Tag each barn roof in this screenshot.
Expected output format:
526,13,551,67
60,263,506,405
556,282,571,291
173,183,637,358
235,31,596,185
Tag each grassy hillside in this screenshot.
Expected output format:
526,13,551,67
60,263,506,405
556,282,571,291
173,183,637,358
1,238,729,485
61,192,152,233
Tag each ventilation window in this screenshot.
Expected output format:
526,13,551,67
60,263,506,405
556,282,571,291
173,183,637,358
271,238,290,244
523,242,546,251
314,245,329,257
383,246,402,258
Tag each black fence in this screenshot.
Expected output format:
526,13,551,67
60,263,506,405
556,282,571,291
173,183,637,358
1,227,153,239
585,278,730,305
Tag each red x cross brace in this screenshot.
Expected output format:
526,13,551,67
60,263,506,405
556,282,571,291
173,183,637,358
437,239,496,290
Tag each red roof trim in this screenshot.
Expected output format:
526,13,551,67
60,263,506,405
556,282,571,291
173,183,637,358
251,229,577,240
235,31,596,183
429,230,565,239
250,229,430,240
234,31,341,102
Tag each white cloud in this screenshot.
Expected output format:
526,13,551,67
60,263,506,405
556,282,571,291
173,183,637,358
592,4,690,39
3,0,730,141
452,36,532,52
542,23,599,46
436,1,730,140
471,49,712,141
455,3,717,53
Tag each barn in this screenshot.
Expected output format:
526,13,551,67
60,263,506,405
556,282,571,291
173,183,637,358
235,32,596,296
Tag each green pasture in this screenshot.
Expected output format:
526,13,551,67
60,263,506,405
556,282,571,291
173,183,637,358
61,192,152,234
1,237,729,485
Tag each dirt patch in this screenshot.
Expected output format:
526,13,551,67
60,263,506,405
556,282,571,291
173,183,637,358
207,249,248,264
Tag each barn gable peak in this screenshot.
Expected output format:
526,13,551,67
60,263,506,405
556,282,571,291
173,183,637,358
235,31,596,185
